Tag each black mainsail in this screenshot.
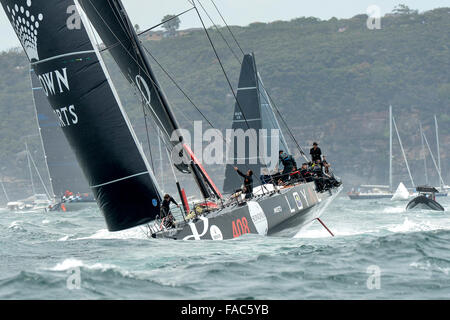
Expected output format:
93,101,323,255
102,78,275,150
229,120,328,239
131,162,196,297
30,68,90,198
223,53,290,194
1,0,161,231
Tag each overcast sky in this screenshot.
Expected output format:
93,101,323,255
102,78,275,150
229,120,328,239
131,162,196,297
0,0,448,52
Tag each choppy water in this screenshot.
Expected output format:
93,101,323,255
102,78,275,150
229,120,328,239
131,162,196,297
0,196,449,299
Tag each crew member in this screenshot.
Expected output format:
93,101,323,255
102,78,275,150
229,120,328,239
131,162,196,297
279,150,296,181
310,142,322,163
234,167,253,199
300,163,314,182
289,166,303,183
160,194,179,228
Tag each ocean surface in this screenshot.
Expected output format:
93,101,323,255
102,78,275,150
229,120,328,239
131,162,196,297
0,196,449,300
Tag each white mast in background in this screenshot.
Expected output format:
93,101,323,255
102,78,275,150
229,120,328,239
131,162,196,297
389,105,393,192
434,115,443,190
419,122,429,185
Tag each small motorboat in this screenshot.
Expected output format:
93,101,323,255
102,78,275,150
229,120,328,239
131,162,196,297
406,186,444,211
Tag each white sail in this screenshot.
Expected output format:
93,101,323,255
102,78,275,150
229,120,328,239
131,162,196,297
391,182,410,201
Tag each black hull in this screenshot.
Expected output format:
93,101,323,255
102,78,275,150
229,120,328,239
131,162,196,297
152,183,342,240
406,195,444,211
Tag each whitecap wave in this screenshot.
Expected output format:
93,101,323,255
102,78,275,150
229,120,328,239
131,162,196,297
72,227,149,241
382,206,405,214
8,220,24,230
388,217,439,233
410,261,450,275
50,258,130,276
57,235,70,241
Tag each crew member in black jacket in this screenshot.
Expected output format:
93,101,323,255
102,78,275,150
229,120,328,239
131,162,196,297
310,142,322,163
234,167,254,199
160,194,180,228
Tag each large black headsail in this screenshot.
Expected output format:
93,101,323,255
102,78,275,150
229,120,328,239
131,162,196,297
223,53,289,194
77,0,189,173
30,68,90,198
0,0,162,231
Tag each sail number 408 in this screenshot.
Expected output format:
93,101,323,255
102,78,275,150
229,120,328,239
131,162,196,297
232,217,250,238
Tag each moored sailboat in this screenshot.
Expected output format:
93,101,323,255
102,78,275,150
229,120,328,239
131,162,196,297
348,106,414,200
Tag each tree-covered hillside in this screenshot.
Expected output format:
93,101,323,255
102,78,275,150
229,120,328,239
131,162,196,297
0,7,449,201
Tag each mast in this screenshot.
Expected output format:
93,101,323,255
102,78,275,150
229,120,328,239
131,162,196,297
434,115,443,189
25,142,36,196
30,67,54,198
392,117,415,188
422,130,446,187
27,146,52,200
389,105,393,192
419,122,429,185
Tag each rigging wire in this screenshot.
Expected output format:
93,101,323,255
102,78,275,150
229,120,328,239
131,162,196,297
196,0,241,64
207,0,309,160
209,0,245,56
138,7,195,37
188,0,295,170
191,0,260,155
140,45,216,130
83,0,274,186
136,1,265,177
83,1,163,183
84,0,179,141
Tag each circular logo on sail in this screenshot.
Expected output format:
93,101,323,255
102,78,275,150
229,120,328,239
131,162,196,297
152,199,158,207
247,201,268,235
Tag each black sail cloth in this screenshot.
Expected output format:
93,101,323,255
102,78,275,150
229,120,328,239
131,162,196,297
0,0,162,231
30,68,91,198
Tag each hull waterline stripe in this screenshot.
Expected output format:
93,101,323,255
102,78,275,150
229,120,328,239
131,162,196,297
31,50,96,65
90,172,149,188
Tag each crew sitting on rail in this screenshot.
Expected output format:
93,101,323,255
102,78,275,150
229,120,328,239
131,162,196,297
289,165,304,183
322,156,331,174
159,194,179,229
300,163,314,182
